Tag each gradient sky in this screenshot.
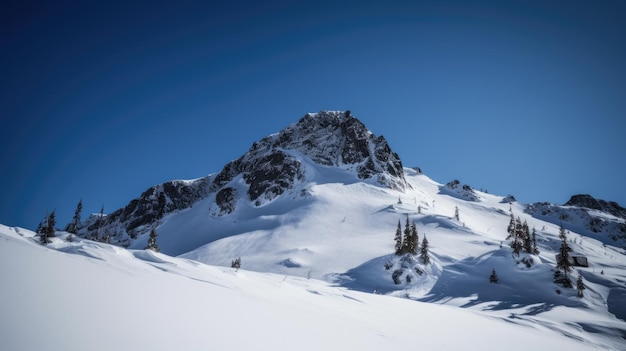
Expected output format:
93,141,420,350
2,0,625,230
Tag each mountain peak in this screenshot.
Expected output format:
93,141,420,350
81,110,408,244
212,110,407,213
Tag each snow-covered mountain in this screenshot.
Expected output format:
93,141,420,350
90,110,406,246
4,110,626,350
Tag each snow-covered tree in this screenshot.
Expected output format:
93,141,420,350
510,217,523,256
46,210,56,238
145,228,159,252
401,216,411,254
420,234,430,265
555,223,573,288
409,222,419,255
576,274,585,297
65,199,82,234
531,227,540,255
394,220,403,255
522,220,532,253
231,257,242,270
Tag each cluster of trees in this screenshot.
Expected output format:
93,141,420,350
36,199,158,252
506,212,539,256
231,257,242,270
502,214,586,296
394,216,430,265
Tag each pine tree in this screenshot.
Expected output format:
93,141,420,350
489,269,499,284
46,210,56,238
65,199,82,234
38,211,49,244
506,212,515,240
394,220,403,255
401,216,411,255
556,223,573,287
410,222,419,255
420,234,430,265
522,220,532,253
231,257,242,270
531,227,540,255
576,274,585,297
145,228,159,252
510,217,523,256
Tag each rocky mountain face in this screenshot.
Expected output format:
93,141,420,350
81,177,211,246
85,110,407,246
212,110,407,214
564,194,626,219
525,194,626,247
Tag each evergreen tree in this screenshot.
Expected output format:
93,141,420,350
420,234,430,265
410,222,419,255
506,212,515,240
489,269,499,284
522,220,532,253
510,217,523,256
46,210,56,238
35,220,44,238
531,227,540,255
231,257,241,270
65,199,82,234
394,220,403,255
576,274,585,297
38,211,49,244
401,216,411,255
145,228,159,252
556,223,573,287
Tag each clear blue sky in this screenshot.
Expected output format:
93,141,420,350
2,0,625,230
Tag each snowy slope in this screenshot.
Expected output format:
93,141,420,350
6,111,626,349
159,166,626,349
0,224,615,351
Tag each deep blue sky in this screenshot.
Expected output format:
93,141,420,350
2,0,625,230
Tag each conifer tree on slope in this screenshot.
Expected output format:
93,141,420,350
394,220,403,255
46,210,56,238
531,227,540,255
522,220,532,254
420,235,430,265
510,217,523,256
576,274,585,297
401,216,411,255
410,222,419,255
65,199,82,234
145,228,160,252
556,223,573,288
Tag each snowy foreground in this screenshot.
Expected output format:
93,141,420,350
2,169,626,350
0,226,609,351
